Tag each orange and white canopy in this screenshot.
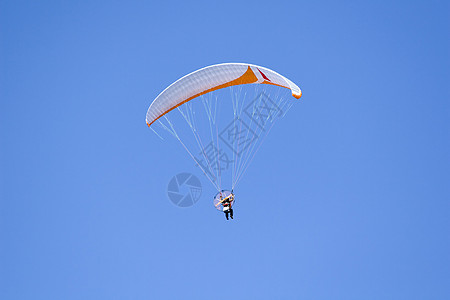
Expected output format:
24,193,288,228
146,63,302,127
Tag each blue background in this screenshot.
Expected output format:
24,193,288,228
1,0,449,299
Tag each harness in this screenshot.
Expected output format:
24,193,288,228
216,194,234,212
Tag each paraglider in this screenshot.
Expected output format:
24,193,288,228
146,63,302,218
214,190,235,220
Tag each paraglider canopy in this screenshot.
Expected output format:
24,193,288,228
146,63,302,127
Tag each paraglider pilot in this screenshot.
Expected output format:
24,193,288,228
219,193,234,220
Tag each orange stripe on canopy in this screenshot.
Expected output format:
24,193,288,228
147,66,259,127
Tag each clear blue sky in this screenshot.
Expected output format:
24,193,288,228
1,1,449,299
